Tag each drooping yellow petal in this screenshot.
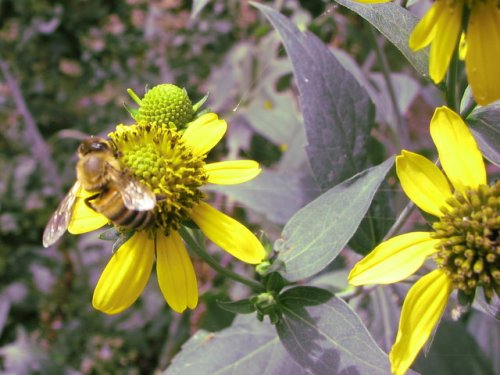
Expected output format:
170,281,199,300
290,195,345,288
156,231,198,313
390,270,452,375
181,113,227,156
92,231,154,314
409,2,442,51
68,197,109,234
190,202,266,264
427,2,462,83
430,106,486,192
396,151,452,217
349,232,438,285
205,160,262,185
466,0,500,105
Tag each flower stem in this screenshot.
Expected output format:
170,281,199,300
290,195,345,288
179,226,265,292
369,26,406,147
384,199,417,241
446,50,459,112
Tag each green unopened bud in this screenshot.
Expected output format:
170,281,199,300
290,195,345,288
137,84,194,128
256,260,271,276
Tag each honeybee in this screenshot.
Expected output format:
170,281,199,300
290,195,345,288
43,136,156,247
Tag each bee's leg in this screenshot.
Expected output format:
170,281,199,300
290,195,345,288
84,193,100,209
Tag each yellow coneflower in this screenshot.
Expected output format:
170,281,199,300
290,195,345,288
349,106,498,375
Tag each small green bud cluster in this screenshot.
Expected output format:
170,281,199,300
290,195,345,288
137,84,194,129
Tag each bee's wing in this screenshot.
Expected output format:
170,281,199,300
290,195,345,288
42,181,81,247
107,165,156,211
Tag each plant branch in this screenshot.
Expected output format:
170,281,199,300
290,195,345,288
369,26,406,148
0,58,62,191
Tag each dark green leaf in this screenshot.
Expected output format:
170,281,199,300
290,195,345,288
216,299,256,314
279,286,333,307
335,0,429,78
277,290,392,374
276,157,395,281
349,187,395,255
253,2,375,191
466,102,500,166
165,316,302,375
467,311,500,374
414,320,494,375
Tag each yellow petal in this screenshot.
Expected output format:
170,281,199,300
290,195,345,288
156,232,198,313
351,0,390,2
466,0,500,105
92,231,154,314
390,270,452,375
68,197,109,234
409,2,441,51
427,2,463,83
205,160,262,185
396,151,452,217
190,202,266,264
349,232,438,285
430,106,486,192
181,113,227,156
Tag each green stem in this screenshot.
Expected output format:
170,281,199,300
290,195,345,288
446,50,459,112
179,227,265,292
383,199,416,241
369,26,405,148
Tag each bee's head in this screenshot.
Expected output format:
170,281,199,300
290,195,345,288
78,136,114,156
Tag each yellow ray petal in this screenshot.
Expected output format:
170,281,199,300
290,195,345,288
205,160,262,185
68,197,109,234
349,232,438,285
409,2,442,51
190,202,266,264
390,270,452,375
156,231,198,313
396,151,452,217
430,106,486,192
92,231,154,314
181,113,227,156
352,0,390,2
427,2,463,83
466,0,500,105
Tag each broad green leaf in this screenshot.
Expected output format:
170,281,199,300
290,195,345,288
414,320,494,375
335,0,429,78
205,169,318,225
466,102,500,166
216,299,256,314
253,2,375,191
277,287,392,374
276,156,395,281
164,316,302,375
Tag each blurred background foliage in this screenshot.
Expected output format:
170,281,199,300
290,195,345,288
0,0,496,374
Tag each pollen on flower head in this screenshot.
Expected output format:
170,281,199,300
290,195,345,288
137,84,194,129
432,181,499,301
109,123,207,234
